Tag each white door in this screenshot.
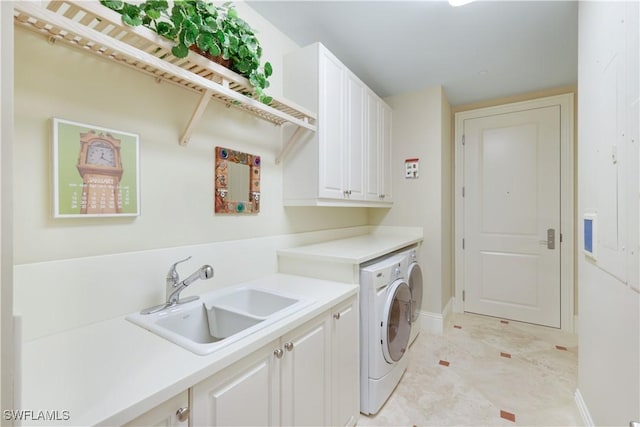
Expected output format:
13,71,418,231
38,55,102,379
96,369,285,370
463,105,561,328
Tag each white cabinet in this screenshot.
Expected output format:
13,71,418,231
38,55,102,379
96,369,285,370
283,42,392,207
123,391,189,427
191,299,356,427
191,342,278,426
365,93,393,202
331,297,360,427
280,314,331,426
344,72,366,201
318,47,346,200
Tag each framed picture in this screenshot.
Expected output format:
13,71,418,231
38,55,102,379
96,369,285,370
52,118,140,218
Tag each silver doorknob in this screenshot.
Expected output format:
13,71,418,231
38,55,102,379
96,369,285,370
176,407,190,423
274,348,284,359
284,342,294,352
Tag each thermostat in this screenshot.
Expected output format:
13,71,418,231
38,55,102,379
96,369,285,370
405,158,419,179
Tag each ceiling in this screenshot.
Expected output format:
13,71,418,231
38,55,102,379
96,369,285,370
247,1,579,106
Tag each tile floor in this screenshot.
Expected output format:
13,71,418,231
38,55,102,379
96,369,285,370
358,312,582,426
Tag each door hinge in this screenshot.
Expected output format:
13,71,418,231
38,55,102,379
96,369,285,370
462,290,466,302
462,238,465,249
462,186,465,197
560,233,563,243
462,134,465,146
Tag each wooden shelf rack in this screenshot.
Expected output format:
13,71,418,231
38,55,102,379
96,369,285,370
13,1,316,159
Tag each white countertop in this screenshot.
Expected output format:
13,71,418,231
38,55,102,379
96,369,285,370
19,274,358,426
277,228,423,264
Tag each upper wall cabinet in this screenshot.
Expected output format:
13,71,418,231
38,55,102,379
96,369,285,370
283,43,392,207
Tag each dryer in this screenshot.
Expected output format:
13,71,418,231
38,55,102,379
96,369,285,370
359,254,412,415
405,246,423,345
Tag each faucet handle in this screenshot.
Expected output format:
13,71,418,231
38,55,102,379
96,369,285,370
167,256,192,280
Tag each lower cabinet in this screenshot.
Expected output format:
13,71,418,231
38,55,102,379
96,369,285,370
123,391,189,427
191,295,358,427
331,297,360,427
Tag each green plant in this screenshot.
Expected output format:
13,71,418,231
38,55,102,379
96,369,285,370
101,0,273,104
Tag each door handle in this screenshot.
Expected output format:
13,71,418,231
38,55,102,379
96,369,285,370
547,228,555,250
539,229,556,249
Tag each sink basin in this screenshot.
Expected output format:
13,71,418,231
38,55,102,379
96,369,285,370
127,286,312,355
205,288,299,317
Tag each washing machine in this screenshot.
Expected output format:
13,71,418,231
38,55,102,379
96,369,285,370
359,253,412,415
399,246,424,345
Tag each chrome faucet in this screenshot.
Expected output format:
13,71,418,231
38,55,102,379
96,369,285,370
141,256,214,314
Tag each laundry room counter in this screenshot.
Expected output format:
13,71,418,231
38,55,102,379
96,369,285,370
277,226,423,283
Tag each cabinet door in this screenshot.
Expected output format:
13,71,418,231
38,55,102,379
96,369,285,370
318,48,346,199
123,391,189,427
191,342,279,427
380,102,393,202
280,315,331,426
345,72,365,200
365,91,381,201
331,296,360,427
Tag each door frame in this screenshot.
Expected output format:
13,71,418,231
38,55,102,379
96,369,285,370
453,93,575,332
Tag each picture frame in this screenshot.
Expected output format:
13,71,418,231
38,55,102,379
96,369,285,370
52,118,140,218
214,146,261,214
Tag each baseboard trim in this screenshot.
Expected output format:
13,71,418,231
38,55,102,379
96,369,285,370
420,310,444,334
575,389,594,427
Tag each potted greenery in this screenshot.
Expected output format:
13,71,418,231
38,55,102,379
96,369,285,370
100,0,273,104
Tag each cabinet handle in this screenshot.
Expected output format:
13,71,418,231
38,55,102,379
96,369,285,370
333,312,341,320
284,342,294,352
176,407,190,423
274,348,284,359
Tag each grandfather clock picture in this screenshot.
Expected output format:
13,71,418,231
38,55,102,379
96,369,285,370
52,118,140,218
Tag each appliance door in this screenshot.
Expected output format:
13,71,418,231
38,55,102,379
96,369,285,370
381,279,412,363
408,262,423,324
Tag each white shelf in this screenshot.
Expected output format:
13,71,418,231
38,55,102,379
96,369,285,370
13,0,316,151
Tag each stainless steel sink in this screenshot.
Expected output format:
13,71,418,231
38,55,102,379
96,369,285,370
127,286,312,355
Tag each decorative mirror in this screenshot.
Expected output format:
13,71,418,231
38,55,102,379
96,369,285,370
215,147,261,214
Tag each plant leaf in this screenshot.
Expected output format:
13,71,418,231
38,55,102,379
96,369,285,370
236,60,250,73
156,21,174,37
172,43,189,58
100,0,124,11
208,42,221,57
122,13,143,26
264,62,272,78
260,95,273,105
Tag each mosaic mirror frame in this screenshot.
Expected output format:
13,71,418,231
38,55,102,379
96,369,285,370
214,146,261,214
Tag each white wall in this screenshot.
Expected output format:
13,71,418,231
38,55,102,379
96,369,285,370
12,3,373,341
577,2,639,425
369,86,452,315
12,2,368,266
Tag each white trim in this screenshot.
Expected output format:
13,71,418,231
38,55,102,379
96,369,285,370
419,310,444,334
442,297,453,322
454,93,575,332
575,389,595,427
0,0,14,415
